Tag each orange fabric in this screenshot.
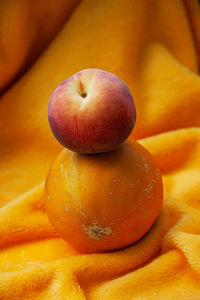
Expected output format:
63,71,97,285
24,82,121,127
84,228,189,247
0,0,79,91
0,0,200,299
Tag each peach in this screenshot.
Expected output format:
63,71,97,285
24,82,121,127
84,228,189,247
48,69,136,153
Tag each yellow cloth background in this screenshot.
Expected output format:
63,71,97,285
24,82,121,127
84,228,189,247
0,0,200,298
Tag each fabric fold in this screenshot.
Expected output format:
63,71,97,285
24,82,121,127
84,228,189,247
0,0,200,298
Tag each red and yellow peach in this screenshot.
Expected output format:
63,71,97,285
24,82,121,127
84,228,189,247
48,68,136,153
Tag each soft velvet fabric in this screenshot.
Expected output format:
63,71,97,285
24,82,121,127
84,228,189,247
0,0,200,299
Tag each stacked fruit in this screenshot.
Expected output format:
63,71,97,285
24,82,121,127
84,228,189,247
45,69,163,253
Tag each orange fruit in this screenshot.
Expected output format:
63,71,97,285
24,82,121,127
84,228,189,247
45,139,163,253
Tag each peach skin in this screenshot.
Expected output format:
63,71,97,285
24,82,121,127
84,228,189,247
48,69,136,153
